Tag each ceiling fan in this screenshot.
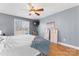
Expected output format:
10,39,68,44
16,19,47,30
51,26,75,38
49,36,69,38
28,3,44,16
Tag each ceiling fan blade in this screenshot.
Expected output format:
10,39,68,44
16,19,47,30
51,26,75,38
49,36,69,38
34,10,40,16
35,12,40,16
29,12,40,16
35,8,44,11
30,8,44,11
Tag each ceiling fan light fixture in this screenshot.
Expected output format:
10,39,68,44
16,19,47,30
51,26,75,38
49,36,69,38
28,3,44,16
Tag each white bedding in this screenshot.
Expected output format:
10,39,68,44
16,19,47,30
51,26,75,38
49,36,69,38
0,34,40,56
5,34,36,48
0,45,40,56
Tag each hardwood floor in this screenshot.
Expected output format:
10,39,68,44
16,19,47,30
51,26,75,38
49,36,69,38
48,43,79,56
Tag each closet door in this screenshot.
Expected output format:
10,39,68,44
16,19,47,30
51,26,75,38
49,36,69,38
46,21,58,43
50,28,58,43
14,18,29,35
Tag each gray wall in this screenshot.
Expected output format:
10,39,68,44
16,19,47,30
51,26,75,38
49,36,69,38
0,13,14,36
38,6,79,47
0,13,35,36
29,20,37,34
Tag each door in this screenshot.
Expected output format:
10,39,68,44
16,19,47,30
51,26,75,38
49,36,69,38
46,21,58,43
50,28,58,43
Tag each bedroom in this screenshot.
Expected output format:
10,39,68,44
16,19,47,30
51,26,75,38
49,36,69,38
0,3,79,56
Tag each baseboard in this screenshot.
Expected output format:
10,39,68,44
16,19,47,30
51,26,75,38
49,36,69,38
58,42,79,50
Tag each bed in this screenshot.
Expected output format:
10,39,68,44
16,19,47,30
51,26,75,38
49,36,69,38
0,45,40,56
0,34,50,56
0,34,40,56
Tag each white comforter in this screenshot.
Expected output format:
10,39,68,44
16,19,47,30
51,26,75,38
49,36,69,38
0,45,40,56
5,34,36,48
0,34,40,56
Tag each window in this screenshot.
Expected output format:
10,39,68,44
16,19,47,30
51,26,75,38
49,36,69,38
14,18,29,35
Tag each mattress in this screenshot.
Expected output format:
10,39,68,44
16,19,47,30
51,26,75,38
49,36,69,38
0,45,40,56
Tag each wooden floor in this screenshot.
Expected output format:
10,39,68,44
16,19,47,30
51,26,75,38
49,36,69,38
48,43,79,56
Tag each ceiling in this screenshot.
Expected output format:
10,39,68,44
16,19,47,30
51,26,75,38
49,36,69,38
0,3,78,19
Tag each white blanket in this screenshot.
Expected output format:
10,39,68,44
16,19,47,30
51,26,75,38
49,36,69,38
0,35,40,56
5,34,36,48
0,45,40,56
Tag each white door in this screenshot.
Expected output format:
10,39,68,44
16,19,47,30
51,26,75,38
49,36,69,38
46,21,58,43
50,28,58,43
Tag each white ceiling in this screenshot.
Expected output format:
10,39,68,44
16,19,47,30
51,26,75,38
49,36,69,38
0,3,78,19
